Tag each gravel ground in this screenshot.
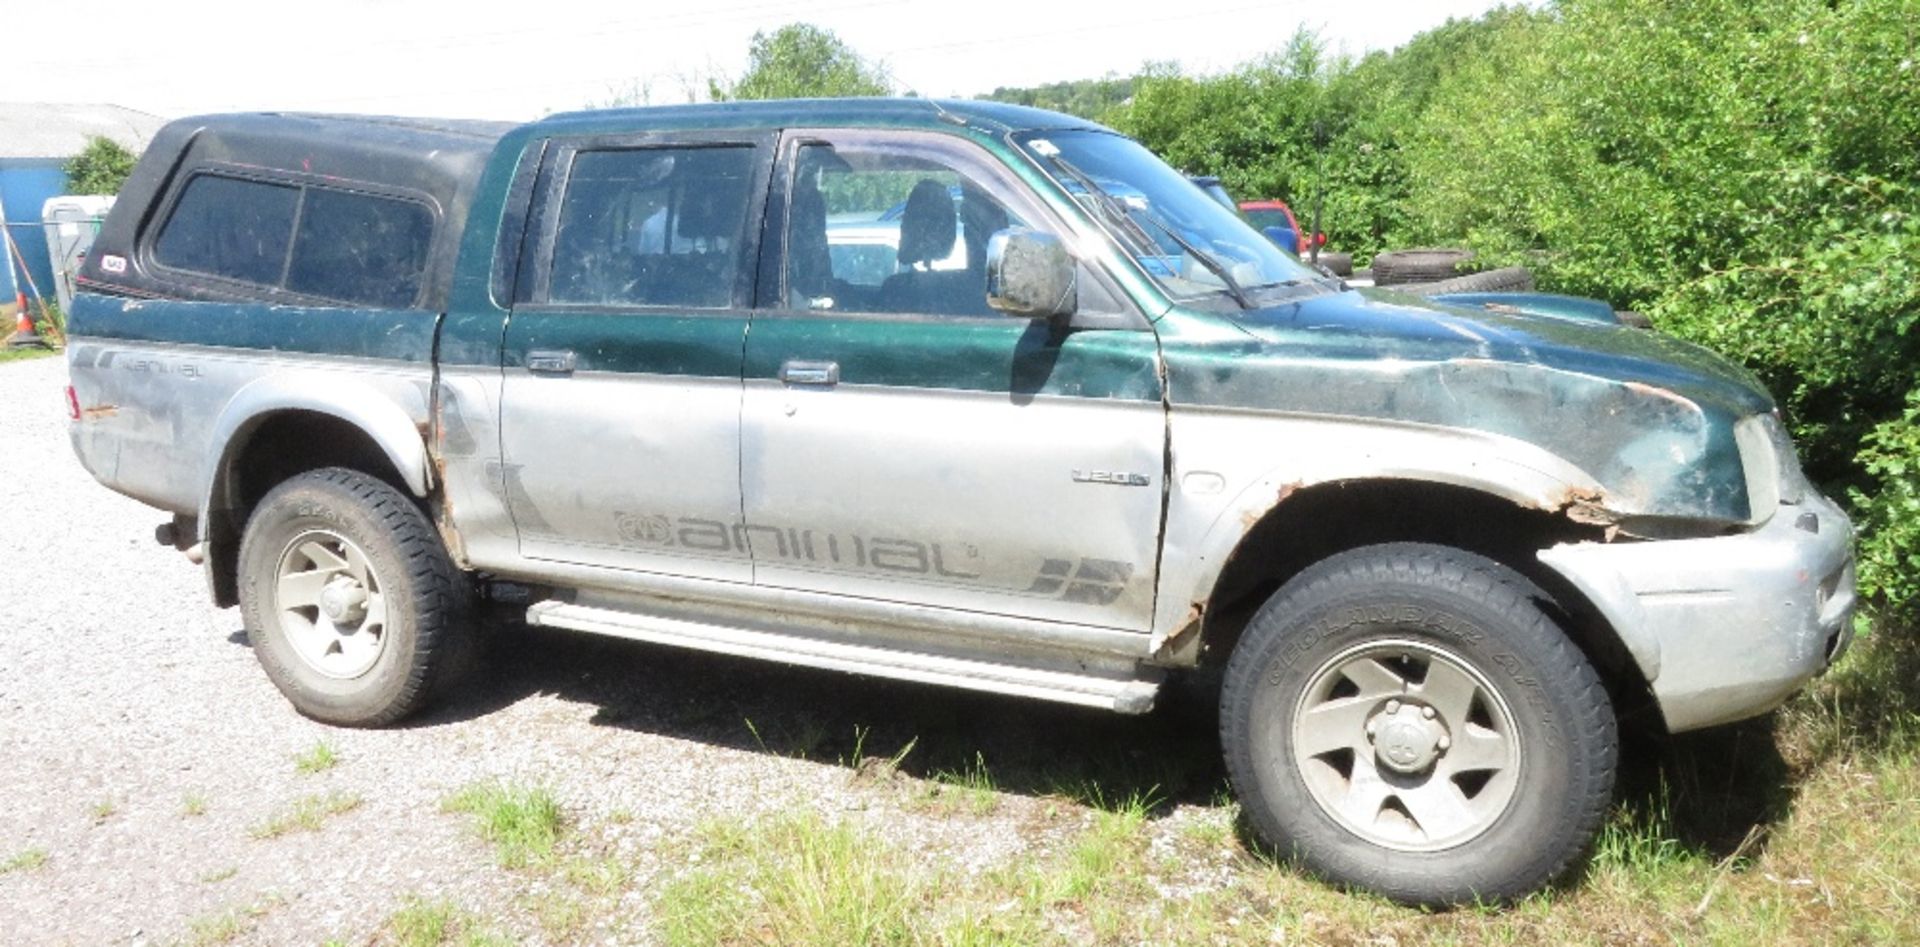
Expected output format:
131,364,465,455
0,352,1224,945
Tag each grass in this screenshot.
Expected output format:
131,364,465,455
0,345,57,364
384,896,511,947
248,791,363,839
293,740,340,774
655,809,933,946
90,799,116,822
642,618,1920,945
181,793,209,817
182,895,282,946
921,751,1001,816
1,847,48,874
442,780,564,868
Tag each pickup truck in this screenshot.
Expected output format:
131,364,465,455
65,101,1856,906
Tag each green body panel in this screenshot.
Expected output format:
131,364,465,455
504,309,748,378
742,313,1162,400
67,295,436,362
444,126,543,369
1156,288,1772,522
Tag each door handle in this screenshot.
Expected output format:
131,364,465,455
778,360,840,387
526,350,577,375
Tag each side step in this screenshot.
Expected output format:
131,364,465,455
525,600,1161,714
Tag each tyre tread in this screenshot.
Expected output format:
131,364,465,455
1218,542,1617,904
238,467,471,727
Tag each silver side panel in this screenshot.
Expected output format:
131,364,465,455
66,338,432,525
740,380,1166,632
1153,405,1605,649
433,364,517,569
495,369,749,584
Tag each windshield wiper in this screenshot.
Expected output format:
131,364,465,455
1044,154,1254,309
1126,203,1255,309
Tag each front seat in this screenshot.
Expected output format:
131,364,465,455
881,179,977,315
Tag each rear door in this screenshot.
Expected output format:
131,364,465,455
498,131,773,583
738,129,1168,631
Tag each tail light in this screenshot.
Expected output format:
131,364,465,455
65,385,80,421
1314,232,1328,248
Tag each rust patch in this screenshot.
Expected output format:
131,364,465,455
429,452,469,566
1241,480,1305,531
1153,603,1207,664
1546,485,1622,539
81,403,118,420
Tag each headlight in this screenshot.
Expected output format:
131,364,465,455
1735,413,1810,521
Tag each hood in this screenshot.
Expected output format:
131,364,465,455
1161,287,1780,524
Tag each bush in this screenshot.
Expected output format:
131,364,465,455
1104,0,1920,618
64,136,137,196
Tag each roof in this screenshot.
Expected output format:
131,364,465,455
536,97,1108,137
0,103,167,159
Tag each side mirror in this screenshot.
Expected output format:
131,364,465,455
985,228,1076,319
1262,225,1301,257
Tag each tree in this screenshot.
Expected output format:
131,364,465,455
709,23,891,101
65,136,138,196
979,76,1136,122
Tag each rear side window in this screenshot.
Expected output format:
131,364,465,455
547,146,755,308
285,189,435,307
153,176,299,286
150,172,436,307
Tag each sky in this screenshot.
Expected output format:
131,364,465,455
7,0,1516,121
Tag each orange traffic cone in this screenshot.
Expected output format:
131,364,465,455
9,292,45,348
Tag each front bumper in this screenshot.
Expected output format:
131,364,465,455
1538,491,1856,733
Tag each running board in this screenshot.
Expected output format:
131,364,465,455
524,600,1161,714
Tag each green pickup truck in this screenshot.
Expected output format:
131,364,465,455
65,100,1855,905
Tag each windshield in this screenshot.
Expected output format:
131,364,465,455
1242,208,1293,231
1017,130,1320,303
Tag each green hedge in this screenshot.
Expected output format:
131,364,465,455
1096,0,1920,615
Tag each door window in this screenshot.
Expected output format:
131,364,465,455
548,146,756,308
784,139,1035,317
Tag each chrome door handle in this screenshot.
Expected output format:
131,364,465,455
778,360,839,387
526,350,577,375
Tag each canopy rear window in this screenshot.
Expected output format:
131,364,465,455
151,172,435,308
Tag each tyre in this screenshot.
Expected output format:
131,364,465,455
1219,543,1616,905
1314,251,1354,277
1399,266,1535,296
237,467,472,727
1371,248,1474,285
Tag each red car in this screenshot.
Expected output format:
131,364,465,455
1238,200,1319,255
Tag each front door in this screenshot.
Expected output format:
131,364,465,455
739,129,1167,631
499,132,773,584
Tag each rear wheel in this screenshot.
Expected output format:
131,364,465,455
238,467,471,726
1219,543,1616,904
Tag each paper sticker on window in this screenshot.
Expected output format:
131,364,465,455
1028,139,1060,157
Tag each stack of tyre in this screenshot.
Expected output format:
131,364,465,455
1362,249,1652,329
1367,248,1532,296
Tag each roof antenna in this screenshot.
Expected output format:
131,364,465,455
920,93,967,127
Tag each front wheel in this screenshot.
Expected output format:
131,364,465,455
237,467,472,727
1219,543,1617,905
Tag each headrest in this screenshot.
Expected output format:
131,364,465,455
896,179,956,267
